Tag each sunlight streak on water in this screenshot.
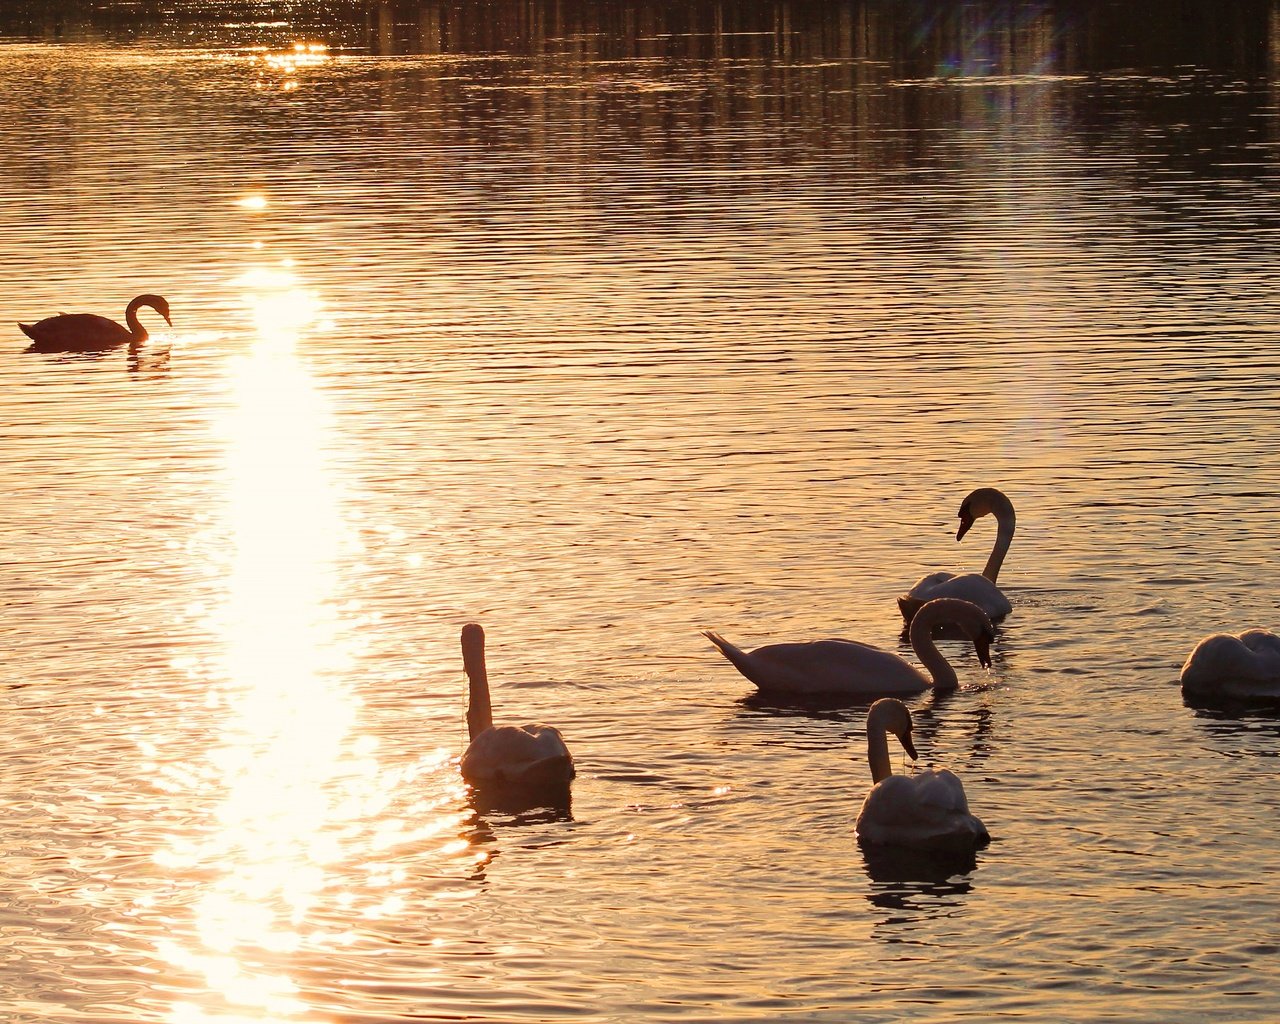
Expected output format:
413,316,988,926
154,268,351,1022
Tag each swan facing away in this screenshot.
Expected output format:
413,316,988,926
898,486,1015,624
19,294,172,352
1180,629,1280,701
854,698,989,852
702,597,994,698
459,623,575,790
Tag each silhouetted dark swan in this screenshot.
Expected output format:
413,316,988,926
19,294,172,352
898,486,1015,623
702,597,994,697
1180,628,1280,700
459,623,575,788
855,698,989,851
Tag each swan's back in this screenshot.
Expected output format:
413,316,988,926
20,313,132,352
702,631,927,695
899,571,1010,623
855,769,988,852
461,723,574,787
1180,629,1280,698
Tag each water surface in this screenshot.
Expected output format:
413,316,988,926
1,2,1278,1022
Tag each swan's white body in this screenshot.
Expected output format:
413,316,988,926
702,598,993,697
899,487,1015,624
854,698,988,852
19,294,171,352
1180,629,1280,700
459,623,574,788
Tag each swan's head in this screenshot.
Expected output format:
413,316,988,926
867,698,918,760
135,293,173,327
974,628,993,668
956,486,1010,541
461,622,487,676
956,603,996,669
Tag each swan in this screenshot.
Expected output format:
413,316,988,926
898,486,1015,624
702,597,994,697
854,697,989,851
19,294,172,352
459,623,575,789
1180,628,1280,700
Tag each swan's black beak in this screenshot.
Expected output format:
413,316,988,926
956,515,973,541
901,733,918,760
975,631,993,669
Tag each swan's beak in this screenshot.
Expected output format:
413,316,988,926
901,733,918,760
956,516,973,541
975,633,993,669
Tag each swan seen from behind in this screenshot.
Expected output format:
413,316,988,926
854,697,989,852
459,623,575,790
702,597,994,698
19,294,172,352
1180,628,1280,701
899,486,1015,624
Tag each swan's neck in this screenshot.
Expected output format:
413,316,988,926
867,727,893,784
908,606,959,690
462,634,492,741
124,300,149,343
982,503,1016,583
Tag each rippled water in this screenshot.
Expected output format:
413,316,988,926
1,2,1279,1021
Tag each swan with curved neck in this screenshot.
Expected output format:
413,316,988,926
459,623,574,789
854,698,988,850
899,487,1015,624
19,294,172,353
702,598,994,697
1180,628,1280,701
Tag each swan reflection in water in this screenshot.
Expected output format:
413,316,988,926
863,850,979,934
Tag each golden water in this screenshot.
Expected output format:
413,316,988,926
1,2,1278,1021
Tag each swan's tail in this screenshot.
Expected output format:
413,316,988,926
701,630,751,672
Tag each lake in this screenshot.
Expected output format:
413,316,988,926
1,1,1278,1021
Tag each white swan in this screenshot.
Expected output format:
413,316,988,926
459,623,575,788
1180,628,1280,700
854,698,989,851
899,486,1015,624
702,597,994,697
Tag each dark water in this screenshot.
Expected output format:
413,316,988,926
0,2,1278,1022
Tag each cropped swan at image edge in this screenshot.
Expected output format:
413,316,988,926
702,597,994,697
19,294,172,352
1180,628,1280,701
459,622,575,789
899,486,1015,624
855,697,989,852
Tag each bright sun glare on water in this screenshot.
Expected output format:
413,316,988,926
147,268,469,1022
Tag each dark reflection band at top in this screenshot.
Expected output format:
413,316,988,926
2,0,1276,76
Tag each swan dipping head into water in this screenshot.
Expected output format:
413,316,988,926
459,623,575,790
854,697,989,852
19,294,172,353
898,486,1015,624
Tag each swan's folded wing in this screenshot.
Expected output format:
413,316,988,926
1182,630,1280,690
461,723,574,784
911,768,972,814
903,571,959,599
856,773,987,851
